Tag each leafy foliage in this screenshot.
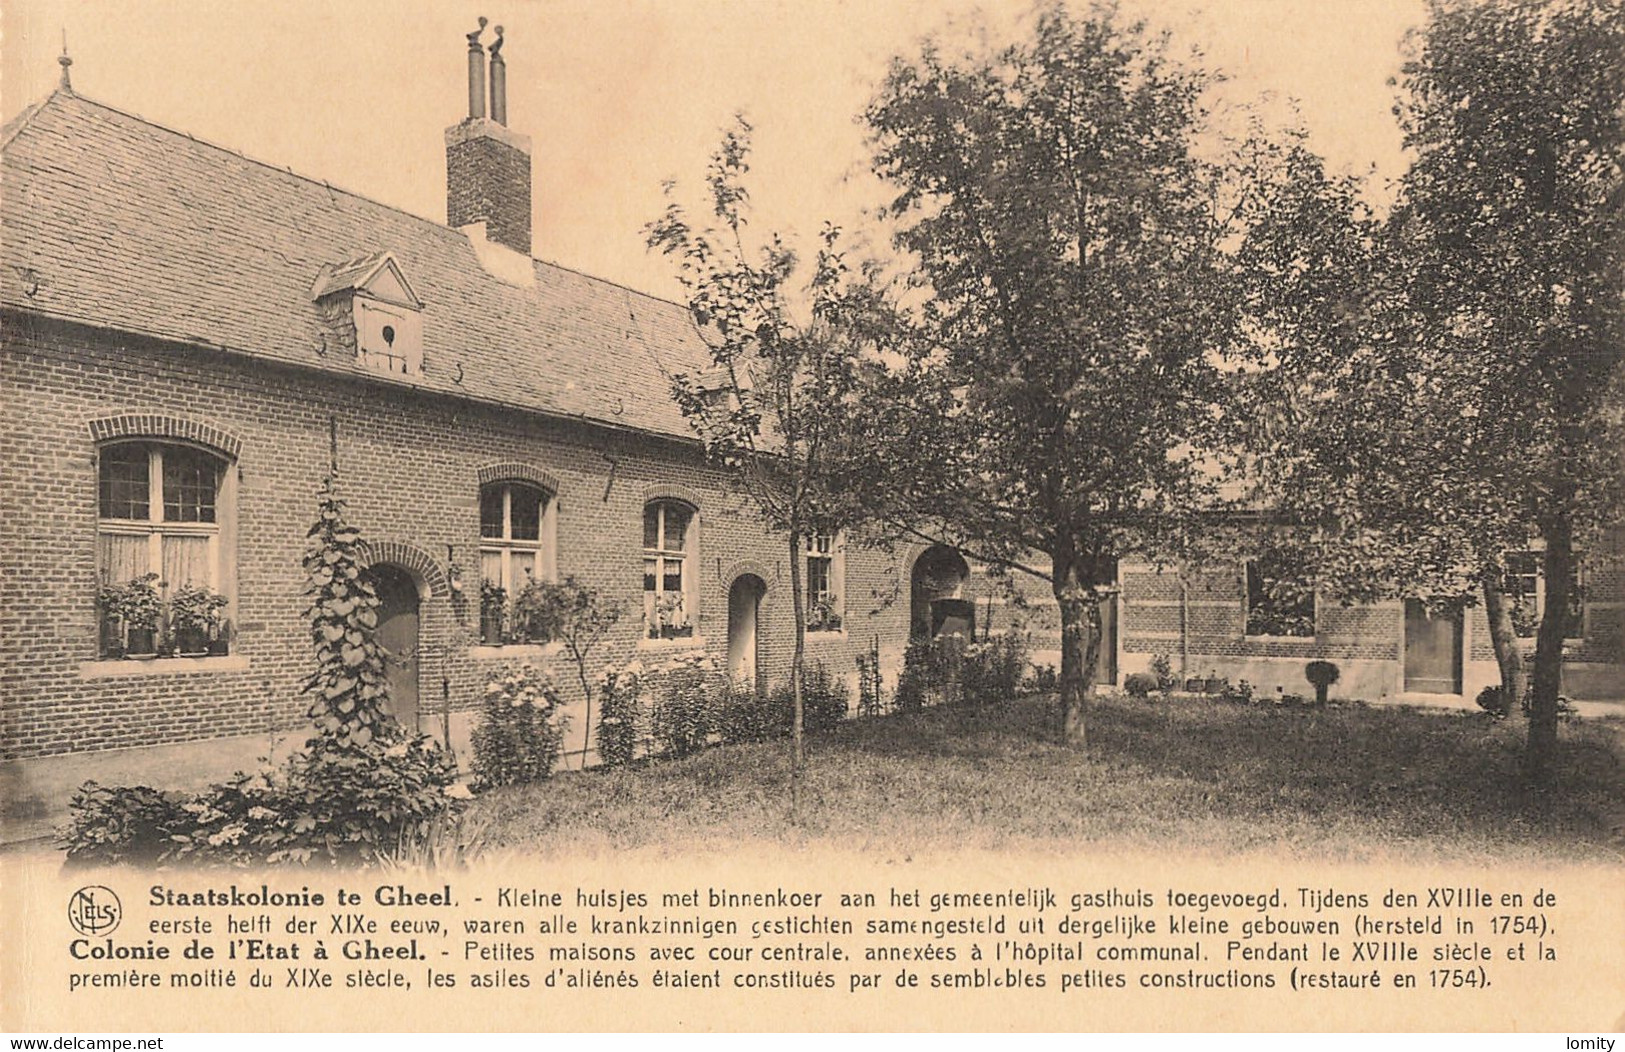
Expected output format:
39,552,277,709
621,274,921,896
647,654,721,759
63,741,461,867
856,5,1260,746
61,782,187,866
595,662,646,768
470,665,567,790
962,634,1032,704
98,573,163,630
1238,0,1623,783
647,116,879,798
302,478,393,750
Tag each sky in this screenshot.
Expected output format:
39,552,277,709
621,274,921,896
2,0,1428,301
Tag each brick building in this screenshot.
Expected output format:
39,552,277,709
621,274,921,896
0,43,1001,824
2,36,1618,833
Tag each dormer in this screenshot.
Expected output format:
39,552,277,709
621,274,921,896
310,253,425,376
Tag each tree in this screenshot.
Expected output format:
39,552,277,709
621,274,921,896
857,4,1244,747
646,117,874,807
530,576,623,770
1392,0,1623,785
1246,0,1623,785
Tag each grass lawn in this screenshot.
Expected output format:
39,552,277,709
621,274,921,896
464,693,1625,864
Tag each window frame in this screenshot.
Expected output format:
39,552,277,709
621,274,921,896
95,440,234,656
479,480,557,597
804,530,845,634
1502,550,1585,642
643,500,697,641
1243,558,1317,640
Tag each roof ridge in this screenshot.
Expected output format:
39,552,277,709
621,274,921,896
0,90,57,153
18,90,692,312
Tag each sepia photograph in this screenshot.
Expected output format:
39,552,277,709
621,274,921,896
1,0,1621,1036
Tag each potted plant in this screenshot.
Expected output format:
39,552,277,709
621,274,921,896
170,583,229,656
208,618,233,656
512,578,562,644
653,593,689,639
480,581,507,646
101,573,163,658
807,595,842,633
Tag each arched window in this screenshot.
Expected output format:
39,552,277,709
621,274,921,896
643,500,696,639
97,441,233,656
479,481,556,594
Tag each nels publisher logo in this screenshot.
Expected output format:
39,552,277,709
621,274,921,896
68,885,122,936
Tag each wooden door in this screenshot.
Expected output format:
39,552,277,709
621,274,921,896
1404,599,1462,694
1094,595,1118,685
372,564,420,730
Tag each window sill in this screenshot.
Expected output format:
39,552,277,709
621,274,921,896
806,628,847,641
1242,634,1318,644
471,640,565,656
470,642,563,660
80,654,250,679
637,635,707,652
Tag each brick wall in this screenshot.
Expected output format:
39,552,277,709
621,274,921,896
445,120,531,255
0,316,920,760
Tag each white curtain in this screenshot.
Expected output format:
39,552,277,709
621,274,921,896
98,533,149,584
161,535,211,589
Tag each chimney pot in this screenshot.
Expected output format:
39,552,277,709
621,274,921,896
489,26,507,126
465,17,488,120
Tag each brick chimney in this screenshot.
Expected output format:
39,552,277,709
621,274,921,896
446,20,532,256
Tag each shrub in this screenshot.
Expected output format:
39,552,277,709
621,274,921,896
62,739,462,867
855,639,886,718
1149,653,1177,692
1476,684,1510,717
62,783,187,866
648,654,719,758
800,662,851,732
962,633,1031,704
896,636,966,711
1024,664,1059,694
715,682,786,745
470,664,567,790
1304,660,1340,705
595,661,646,768
1219,679,1256,705
1123,671,1158,698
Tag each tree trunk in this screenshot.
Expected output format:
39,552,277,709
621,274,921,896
1527,520,1575,791
1479,565,1523,717
1053,546,1102,749
787,527,806,818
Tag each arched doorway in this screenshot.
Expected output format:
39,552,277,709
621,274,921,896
369,564,421,731
910,546,972,640
727,574,766,689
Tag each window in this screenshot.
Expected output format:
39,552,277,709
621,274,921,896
805,531,844,633
479,481,555,594
644,500,695,639
1502,552,1583,639
1245,558,1315,638
97,442,231,655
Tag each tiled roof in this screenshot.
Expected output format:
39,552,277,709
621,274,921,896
0,90,712,441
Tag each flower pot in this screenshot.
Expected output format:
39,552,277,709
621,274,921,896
100,620,125,659
481,612,504,646
126,627,157,658
207,635,231,657
176,625,209,656
1184,677,1203,692
1204,677,1224,694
